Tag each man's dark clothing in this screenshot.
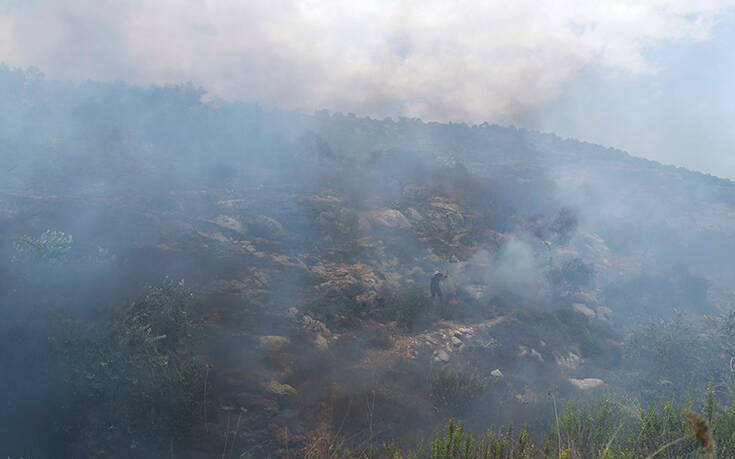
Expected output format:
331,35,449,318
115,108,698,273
431,272,446,300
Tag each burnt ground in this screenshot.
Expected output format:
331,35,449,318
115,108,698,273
1,184,625,457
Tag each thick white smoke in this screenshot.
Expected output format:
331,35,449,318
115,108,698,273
0,1,731,122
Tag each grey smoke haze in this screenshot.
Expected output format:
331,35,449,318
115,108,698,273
466,241,546,299
2,1,735,176
3,53,735,455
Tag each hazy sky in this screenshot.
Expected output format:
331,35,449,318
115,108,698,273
1,1,734,177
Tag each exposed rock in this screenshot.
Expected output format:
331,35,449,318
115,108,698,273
237,240,268,258
429,198,463,214
302,314,331,337
446,213,464,230
404,207,424,221
311,262,397,305
451,336,463,347
264,379,297,397
258,336,291,353
465,285,485,300
491,369,503,377
286,307,299,319
572,303,596,319
433,349,450,362
568,378,605,390
515,389,539,404
519,346,544,362
250,215,285,237
209,215,245,233
313,334,328,351
555,352,582,370
271,255,308,270
597,306,613,322
368,209,411,229
356,214,373,232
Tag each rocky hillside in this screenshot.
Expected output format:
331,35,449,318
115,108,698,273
2,69,735,457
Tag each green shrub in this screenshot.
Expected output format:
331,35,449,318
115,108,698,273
365,286,433,329
117,278,199,353
425,419,530,459
551,400,617,458
712,396,735,457
390,287,432,329
548,399,719,459
397,394,723,459
623,314,722,395
634,401,692,455
10,229,117,289
50,279,206,456
428,367,489,412
12,229,72,264
546,258,595,291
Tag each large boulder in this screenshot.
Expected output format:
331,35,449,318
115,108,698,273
568,378,605,390
258,336,291,353
263,379,297,397
249,215,285,237
572,303,596,319
367,209,411,229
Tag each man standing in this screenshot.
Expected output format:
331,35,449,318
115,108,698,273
430,270,448,301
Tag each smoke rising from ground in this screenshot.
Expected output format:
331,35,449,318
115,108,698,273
465,241,546,300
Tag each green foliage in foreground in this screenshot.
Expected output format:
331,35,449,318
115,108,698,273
623,312,735,401
427,419,530,459
299,395,731,458
400,396,727,459
51,279,206,457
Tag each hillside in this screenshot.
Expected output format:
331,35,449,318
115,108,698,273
3,66,735,457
